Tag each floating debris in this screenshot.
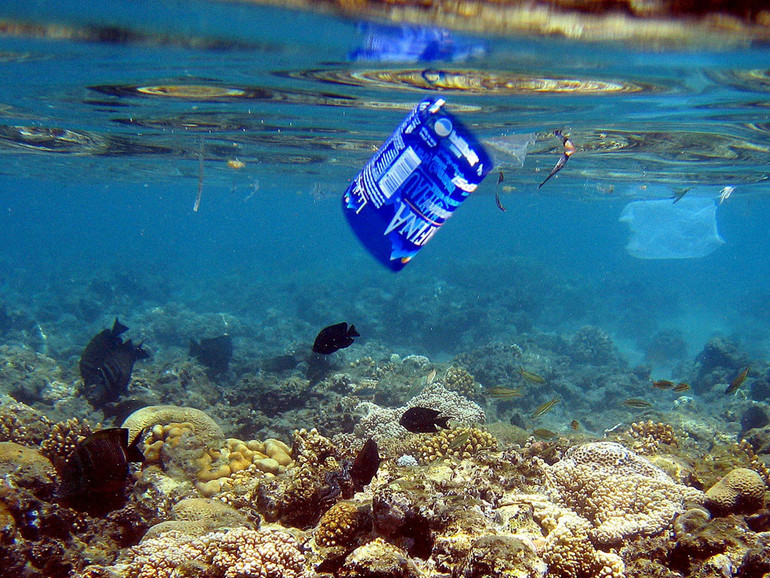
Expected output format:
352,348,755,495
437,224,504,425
495,170,507,212
193,138,205,212
718,185,735,205
726,367,750,395
531,396,560,418
538,129,575,189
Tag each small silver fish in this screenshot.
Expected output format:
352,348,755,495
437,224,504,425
718,186,735,205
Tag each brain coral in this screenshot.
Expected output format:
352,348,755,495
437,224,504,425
122,405,224,449
545,441,703,545
705,467,766,515
124,526,305,578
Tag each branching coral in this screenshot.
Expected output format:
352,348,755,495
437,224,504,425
40,417,95,463
626,420,678,454
545,442,703,545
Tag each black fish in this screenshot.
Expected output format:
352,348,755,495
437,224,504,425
189,334,233,374
57,428,144,510
312,322,359,355
350,438,380,492
79,318,149,407
400,406,451,433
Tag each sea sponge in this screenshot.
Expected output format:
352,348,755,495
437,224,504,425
705,467,766,515
417,427,496,463
545,442,704,545
543,513,625,578
315,500,368,548
122,405,224,449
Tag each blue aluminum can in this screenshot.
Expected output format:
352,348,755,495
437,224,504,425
343,98,493,271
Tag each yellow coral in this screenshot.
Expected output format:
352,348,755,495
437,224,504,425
543,514,625,578
626,420,678,454
418,427,496,463
444,366,478,398
316,501,365,547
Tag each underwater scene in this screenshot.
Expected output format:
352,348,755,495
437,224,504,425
1,0,770,576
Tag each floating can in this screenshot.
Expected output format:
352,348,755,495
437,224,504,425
342,98,493,271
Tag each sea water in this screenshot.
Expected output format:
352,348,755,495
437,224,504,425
0,3,769,384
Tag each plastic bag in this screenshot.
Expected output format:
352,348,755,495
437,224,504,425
619,196,725,259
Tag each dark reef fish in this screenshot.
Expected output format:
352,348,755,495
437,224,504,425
79,318,149,407
312,322,359,355
538,129,575,189
400,406,451,433
189,334,233,374
726,367,750,395
56,427,144,511
350,438,380,491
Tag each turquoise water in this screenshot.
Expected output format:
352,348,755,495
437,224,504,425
1,1,770,365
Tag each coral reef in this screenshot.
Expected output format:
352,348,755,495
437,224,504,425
314,500,370,548
571,326,621,366
356,384,485,441
545,442,704,545
122,405,224,449
118,526,305,578
0,402,53,446
443,366,479,399
705,468,766,515
417,426,497,463
625,420,678,454
543,513,625,578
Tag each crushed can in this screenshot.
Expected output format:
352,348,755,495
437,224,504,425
342,98,493,271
